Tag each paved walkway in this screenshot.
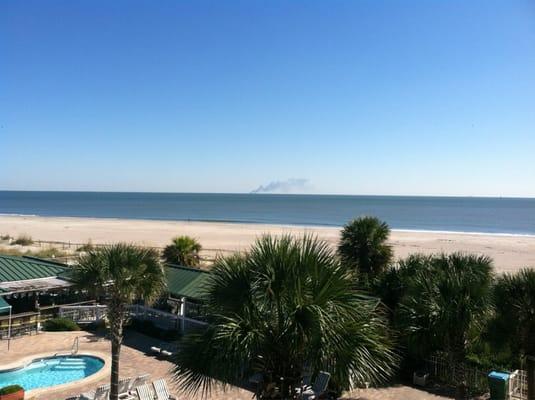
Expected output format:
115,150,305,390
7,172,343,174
1,331,451,400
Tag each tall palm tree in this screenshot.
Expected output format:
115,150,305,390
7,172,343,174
163,236,202,266
491,269,535,400
174,235,397,398
398,253,494,399
371,254,431,314
72,243,166,400
338,216,393,281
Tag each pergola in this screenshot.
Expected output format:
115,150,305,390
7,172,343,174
0,254,79,347
0,296,12,350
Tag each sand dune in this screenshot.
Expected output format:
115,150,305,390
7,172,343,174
0,215,534,273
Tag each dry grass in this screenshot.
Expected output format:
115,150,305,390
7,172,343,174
11,234,34,246
0,246,70,259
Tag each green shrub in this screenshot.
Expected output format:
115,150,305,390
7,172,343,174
11,235,33,246
0,385,24,395
43,318,80,331
0,234,11,241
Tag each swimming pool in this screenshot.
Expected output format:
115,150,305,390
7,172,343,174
0,355,105,391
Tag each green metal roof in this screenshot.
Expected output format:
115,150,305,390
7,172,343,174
0,254,69,283
0,296,10,313
165,264,210,300
0,255,210,301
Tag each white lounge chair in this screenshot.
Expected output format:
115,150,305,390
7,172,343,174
152,379,177,400
301,371,330,400
80,384,110,400
136,383,154,400
118,377,134,399
131,373,151,390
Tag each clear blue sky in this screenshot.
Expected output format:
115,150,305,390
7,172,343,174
1,0,534,196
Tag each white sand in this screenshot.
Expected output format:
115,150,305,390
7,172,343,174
1,215,534,273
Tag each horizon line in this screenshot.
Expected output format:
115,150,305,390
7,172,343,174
0,189,534,200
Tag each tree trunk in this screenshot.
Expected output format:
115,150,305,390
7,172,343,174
527,355,535,400
108,300,125,400
110,335,122,400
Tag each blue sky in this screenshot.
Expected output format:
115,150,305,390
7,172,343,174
1,0,534,196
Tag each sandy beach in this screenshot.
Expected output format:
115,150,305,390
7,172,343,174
1,215,534,273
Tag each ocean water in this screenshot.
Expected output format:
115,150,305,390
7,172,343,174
0,191,534,235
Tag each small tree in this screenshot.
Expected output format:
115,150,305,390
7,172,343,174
163,236,202,266
72,243,166,400
338,216,393,281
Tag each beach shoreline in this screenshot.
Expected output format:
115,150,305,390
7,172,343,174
1,214,534,273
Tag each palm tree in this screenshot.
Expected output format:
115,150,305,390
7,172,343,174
338,216,393,281
163,236,202,266
72,243,166,400
371,254,431,314
398,253,494,399
491,269,535,400
174,234,397,398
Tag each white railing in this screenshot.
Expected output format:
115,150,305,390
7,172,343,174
509,370,527,400
58,303,208,332
59,305,108,323
426,355,488,395
127,304,208,331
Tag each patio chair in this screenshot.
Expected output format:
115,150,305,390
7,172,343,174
301,371,331,400
136,383,154,400
152,379,177,400
131,373,151,389
118,377,134,399
295,372,313,396
80,384,110,400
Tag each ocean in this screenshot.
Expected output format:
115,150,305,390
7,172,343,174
0,191,534,235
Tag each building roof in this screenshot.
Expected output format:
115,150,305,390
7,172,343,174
0,255,70,293
0,254,211,301
0,254,71,295
165,264,210,301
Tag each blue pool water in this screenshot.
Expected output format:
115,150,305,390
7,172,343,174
0,355,104,391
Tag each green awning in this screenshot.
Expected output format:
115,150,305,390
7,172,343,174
0,296,11,314
165,265,210,301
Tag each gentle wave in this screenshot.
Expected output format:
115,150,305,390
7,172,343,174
0,213,38,217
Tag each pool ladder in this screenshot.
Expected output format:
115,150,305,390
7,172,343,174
71,336,79,355
53,336,80,357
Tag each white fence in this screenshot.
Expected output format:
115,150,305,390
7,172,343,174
59,303,207,332
59,305,108,323
128,304,208,332
426,355,488,395
509,370,527,400
426,355,529,400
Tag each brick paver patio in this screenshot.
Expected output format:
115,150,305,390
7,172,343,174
1,331,450,400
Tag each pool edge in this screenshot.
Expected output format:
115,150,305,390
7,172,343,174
0,351,111,398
